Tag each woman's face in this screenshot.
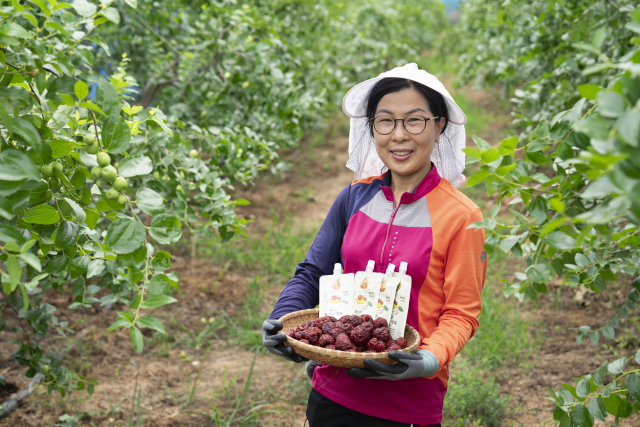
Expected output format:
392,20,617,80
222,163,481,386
373,87,444,180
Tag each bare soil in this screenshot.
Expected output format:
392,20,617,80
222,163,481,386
1,92,638,427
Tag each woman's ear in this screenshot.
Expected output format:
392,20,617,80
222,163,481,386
435,117,445,141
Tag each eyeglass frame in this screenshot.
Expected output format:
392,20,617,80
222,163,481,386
370,115,441,135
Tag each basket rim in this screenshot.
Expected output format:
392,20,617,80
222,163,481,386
278,308,420,359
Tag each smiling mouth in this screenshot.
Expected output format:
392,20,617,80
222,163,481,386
390,150,413,157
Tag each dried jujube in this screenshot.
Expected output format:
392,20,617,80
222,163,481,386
350,325,371,347
318,334,335,347
372,327,391,342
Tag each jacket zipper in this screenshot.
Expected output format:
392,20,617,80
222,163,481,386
380,206,399,265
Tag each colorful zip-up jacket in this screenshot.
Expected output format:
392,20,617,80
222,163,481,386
269,165,487,425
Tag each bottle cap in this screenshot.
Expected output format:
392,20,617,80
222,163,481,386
366,260,375,272
333,263,343,275
385,263,396,275
399,261,408,273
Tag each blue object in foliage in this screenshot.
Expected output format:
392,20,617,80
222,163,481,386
441,0,463,12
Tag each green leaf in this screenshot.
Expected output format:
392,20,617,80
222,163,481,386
6,256,21,292
0,150,39,182
63,197,86,225
18,252,41,272
135,188,165,216
95,79,119,116
72,0,97,17
106,318,131,333
636,348,640,364
140,294,177,309
101,113,131,154
589,331,599,344
86,259,105,279
602,325,615,340
571,403,594,427
592,27,607,48
466,171,491,187
603,394,622,415
572,42,599,54
626,373,640,401
106,218,146,254
576,375,592,398
596,90,626,119
0,99,13,137
74,81,88,100
588,397,607,422
543,231,576,249
499,135,518,155
100,7,120,24
617,110,640,146
118,155,152,178
12,118,43,159
149,214,182,245
607,358,626,374
528,196,548,224
578,84,602,100
0,23,31,39
527,263,555,283
593,361,608,386
148,273,171,295
23,205,60,225
49,140,76,158
54,221,79,249
472,135,491,150
136,314,166,334
149,115,173,136
575,253,589,268
130,326,144,353
498,235,520,253
481,148,500,163
582,63,613,76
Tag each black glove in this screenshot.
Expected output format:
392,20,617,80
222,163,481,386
262,319,307,363
346,350,439,380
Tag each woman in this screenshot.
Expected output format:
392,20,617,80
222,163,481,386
262,63,487,427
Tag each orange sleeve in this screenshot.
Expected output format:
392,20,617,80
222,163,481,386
420,207,487,375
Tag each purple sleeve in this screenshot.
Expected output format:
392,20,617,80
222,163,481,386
269,185,351,320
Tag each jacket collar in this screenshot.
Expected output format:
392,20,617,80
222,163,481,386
379,163,441,205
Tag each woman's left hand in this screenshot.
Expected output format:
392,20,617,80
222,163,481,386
346,349,439,381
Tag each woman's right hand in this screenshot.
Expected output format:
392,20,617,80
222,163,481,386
262,319,308,363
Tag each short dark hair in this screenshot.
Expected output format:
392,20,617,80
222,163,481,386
365,78,449,137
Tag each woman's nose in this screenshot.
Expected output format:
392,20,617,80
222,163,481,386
391,119,409,141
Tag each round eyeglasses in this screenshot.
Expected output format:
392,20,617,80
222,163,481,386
371,115,440,135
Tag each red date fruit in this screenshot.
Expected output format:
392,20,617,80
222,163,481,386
373,317,388,329
387,343,402,351
361,322,374,333
340,323,354,335
285,329,295,338
335,333,354,351
395,337,408,349
301,327,322,345
293,331,304,340
318,334,335,347
299,339,310,345
328,328,343,339
366,338,386,352
339,315,363,327
360,314,374,324
322,322,336,335
372,327,391,342
295,324,307,332
349,325,371,347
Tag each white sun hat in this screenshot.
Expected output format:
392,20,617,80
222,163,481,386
343,63,467,187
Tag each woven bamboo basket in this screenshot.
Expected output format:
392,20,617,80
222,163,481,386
279,308,420,368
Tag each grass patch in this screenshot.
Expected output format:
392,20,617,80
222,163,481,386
199,210,317,282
